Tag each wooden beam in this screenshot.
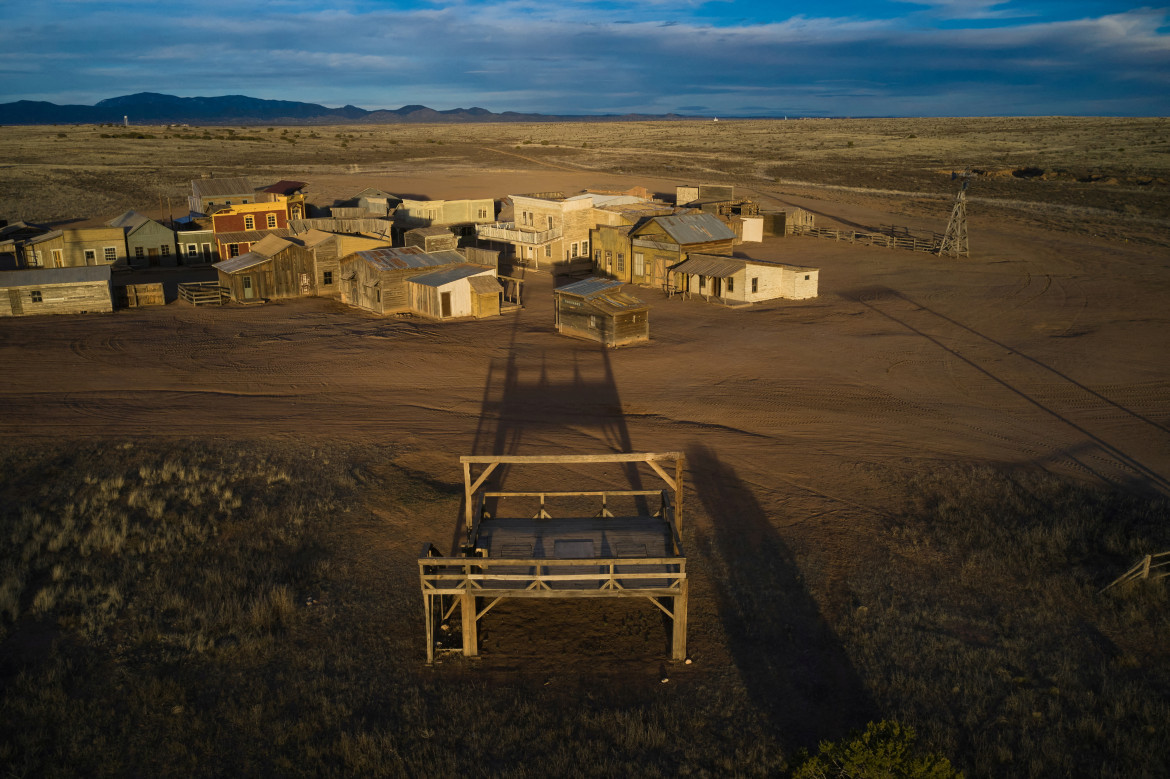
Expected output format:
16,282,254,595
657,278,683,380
460,589,478,657
645,459,677,492
463,460,473,534
460,452,683,465
468,461,499,496
674,455,686,534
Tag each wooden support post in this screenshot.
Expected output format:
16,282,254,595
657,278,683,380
424,592,435,664
463,460,474,537
674,456,685,534
671,577,688,661
461,589,478,657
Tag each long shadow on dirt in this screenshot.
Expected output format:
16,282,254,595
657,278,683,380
687,443,876,749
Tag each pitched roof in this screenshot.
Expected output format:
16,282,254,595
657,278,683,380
408,264,494,288
262,180,307,195
250,233,294,258
556,277,625,298
213,252,269,274
648,213,735,244
191,177,257,199
0,266,111,286
353,246,464,271
670,255,744,278
468,275,503,295
107,210,153,231
296,229,337,248
405,226,454,238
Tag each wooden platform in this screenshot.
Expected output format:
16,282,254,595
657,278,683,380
418,452,688,663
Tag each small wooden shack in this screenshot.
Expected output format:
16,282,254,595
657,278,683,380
338,246,464,315
670,254,819,303
213,234,315,303
404,226,458,252
0,266,113,316
407,264,499,319
554,277,649,347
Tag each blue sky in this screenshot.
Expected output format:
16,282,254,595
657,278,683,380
0,0,1166,116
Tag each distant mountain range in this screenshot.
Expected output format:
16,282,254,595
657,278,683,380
0,92,694,125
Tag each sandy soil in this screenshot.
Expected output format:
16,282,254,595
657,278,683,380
2,134,1169,711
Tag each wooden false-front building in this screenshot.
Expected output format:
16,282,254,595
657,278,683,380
419,452,688,662
624,213,736,289
0,266,113,316
108,210,177,269
554,277,649,347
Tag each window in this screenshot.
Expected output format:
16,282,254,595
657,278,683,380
323,271,333,286
699,276,707,291
727,277,734,293
605,250,612,269
547,216,553,230
580,239,588,255
84,249,97,265
244,215,255,230
229,244,240,257
187,244,198,258
804,274,810,280
751,277,758,293
135,247,145,259
30,290,43,303
104,247,117,263
51,249,63,267
589,315,601,329
545,245,551,258
633,253,644,278
617,252,625,273
160,245,170,256
29,250,42,267
478,208,488,219
571,243,578,258
266,214,277,229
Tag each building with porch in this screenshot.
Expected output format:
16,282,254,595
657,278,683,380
669,254,819,304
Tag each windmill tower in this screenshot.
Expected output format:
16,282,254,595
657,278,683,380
937,171,970,258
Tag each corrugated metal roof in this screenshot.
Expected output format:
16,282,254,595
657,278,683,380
651,213,735,245
0,266,111,286
408,264,494,288
354,246,463,271
215,229,292,244
587,290,648,315
556,277,625,298
671,255,745,278
213,252,269,274
191,177,256,199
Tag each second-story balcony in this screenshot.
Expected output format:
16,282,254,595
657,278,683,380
476,222,562,245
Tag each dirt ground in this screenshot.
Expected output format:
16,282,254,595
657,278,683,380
1,126,1169,773
3,159,1169,664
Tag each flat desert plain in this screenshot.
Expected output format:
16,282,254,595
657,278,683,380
1,118,1169,776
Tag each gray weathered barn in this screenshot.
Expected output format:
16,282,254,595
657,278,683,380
0,266,113,316
338,246,464,315
213,234,315,303
554,277,649,347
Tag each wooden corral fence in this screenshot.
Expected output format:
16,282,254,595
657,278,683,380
418,452,688,663
793,224,941,253
115,283,165,308
289,218,394,237
177,281,227,306
498,275,524,312
1101,552,1170,592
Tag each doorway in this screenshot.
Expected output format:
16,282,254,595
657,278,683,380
440,291,452,318
243,276,254,300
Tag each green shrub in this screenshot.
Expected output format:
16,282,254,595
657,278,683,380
793,720,963,779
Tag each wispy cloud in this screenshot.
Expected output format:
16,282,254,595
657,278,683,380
0,1,1166,116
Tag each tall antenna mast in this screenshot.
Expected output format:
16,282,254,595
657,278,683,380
937,170,971,258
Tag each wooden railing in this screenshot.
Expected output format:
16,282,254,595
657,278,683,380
177,281,227,306
793,224,941,253
476,222,562,245
1101,551,1170,592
